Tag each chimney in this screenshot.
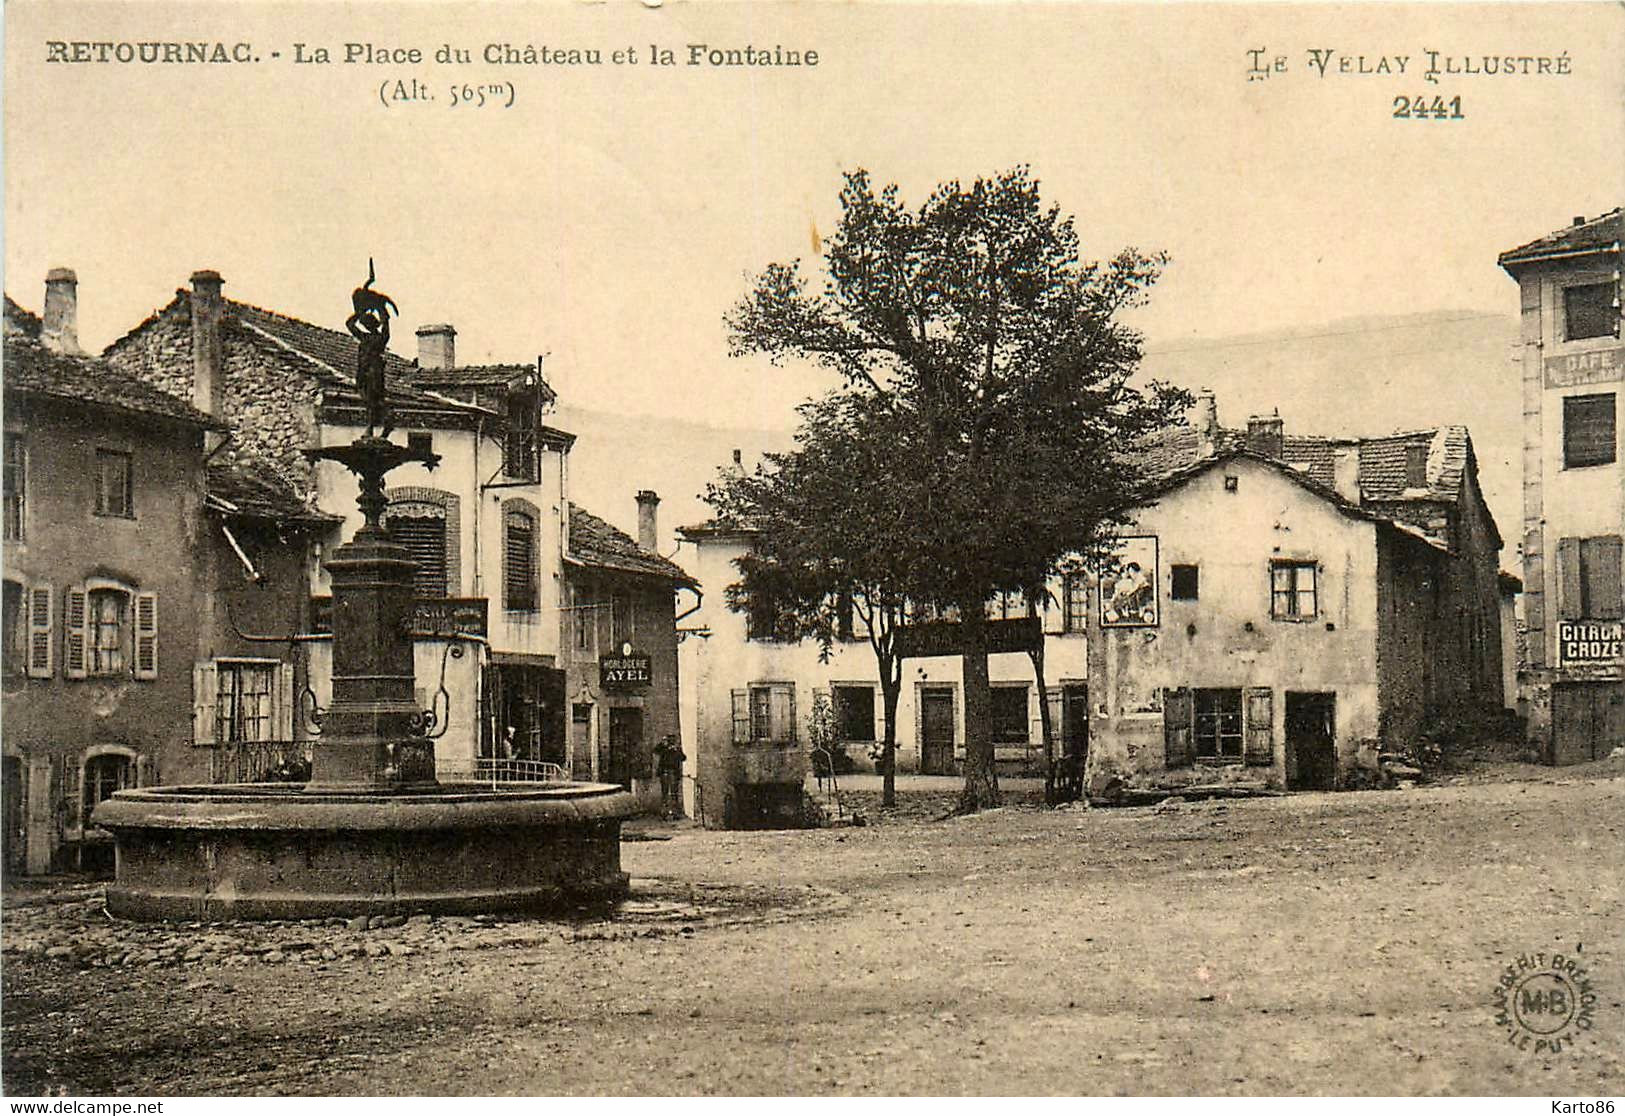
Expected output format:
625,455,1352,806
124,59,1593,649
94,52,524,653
635,490,660,552
189,271,225,417
1194,388,1218,456
1573,215,1586,226
41,268,80,355
731,448,743,467
1332,444,1361,504
1245,411,1284,458
416,323,456,370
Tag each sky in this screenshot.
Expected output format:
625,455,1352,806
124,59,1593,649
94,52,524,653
5,2,1623,443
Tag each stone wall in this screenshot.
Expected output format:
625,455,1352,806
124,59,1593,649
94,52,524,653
105,306,321,494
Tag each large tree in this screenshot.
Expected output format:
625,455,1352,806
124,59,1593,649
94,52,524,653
726,167,1187,811
706,391,919,806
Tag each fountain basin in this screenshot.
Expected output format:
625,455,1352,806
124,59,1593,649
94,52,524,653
93,782,638,920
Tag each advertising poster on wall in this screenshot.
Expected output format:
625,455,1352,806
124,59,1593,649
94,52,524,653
1100,536,1159,628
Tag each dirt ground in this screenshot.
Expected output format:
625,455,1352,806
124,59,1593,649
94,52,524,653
3,764,1622,1097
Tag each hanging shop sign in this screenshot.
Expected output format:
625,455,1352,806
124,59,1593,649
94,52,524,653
601,643,653,690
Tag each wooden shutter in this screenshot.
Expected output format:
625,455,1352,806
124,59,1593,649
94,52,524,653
1581,536,1623,620
133,592,158,680
1163,687,1194,768
62,586,88,679
1244,687,1274,766
193,661,218,746
771,684,796,744
275,661,296,740
730,688,749,744
1556,537,1582,620
25,582,53,678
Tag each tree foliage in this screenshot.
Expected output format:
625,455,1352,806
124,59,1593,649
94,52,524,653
718,166,1188,810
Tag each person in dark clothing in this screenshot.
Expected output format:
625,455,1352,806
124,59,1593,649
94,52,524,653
654,735,686,818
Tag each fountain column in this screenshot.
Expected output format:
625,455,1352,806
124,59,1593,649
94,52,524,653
303,441,439,791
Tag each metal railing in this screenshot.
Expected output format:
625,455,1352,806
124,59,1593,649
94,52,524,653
473,757,568,785
210,740,314,784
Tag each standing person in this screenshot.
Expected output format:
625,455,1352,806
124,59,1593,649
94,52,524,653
655,735,686,818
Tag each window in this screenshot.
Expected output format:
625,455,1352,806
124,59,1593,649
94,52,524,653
1194,688,1243,760
611,593,635,647
386,502,449,596
1405,443,1429,488
832,685,876,742
4,433,25,541
2,580,22,676
503,508,538,612
573,586,595,651
82,752,134,817
1062,574,1088,633
746,588,784,642
1270,561,1318,620
733,683,796,744
1563,394,1616,469
1564,282,1618,342
88,588,127,676
64,584,156,681
1558,536,1624,620
216,661,275,743
504,398,539,481
990,685,1029,745
1170,564,1199,601
94,449,132,517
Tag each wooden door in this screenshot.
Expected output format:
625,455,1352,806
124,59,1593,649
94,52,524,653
1553,683,1624,765
2,756,22,880
1061,684,1089,760
1285,692,1336,790
606,707,643,789
920,688,956,775
570,704,594,781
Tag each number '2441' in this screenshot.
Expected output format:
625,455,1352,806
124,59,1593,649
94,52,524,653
1394,95,1464,119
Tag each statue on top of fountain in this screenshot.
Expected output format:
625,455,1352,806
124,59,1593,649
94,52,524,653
346,258,398,438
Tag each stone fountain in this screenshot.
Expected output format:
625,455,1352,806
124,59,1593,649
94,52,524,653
94,266,637,920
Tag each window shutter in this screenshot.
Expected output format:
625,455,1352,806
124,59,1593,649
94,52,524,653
1043,575,1065,635
62,586,88,679
193,660,218,746
1045,688,1063,751
26,582,53,678
730,688,748,744
133,592,158,680
1582,536,1623,620
771,684,795,745
1163,687,1194,768
275,661,296,740
136,753,153,789
1557,537,1582,620
1244,687,1274,766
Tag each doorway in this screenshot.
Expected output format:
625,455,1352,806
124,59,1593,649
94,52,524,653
2,756,22,880
919,687,956,775
605,707,643,790
1061,684,1089,763
570,703,594,781
1552,683,1624,765
1285,691,1336,790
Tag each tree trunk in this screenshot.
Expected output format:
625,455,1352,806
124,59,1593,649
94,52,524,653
880,676,900,808
1029,640,1056,805
958,598,1000,812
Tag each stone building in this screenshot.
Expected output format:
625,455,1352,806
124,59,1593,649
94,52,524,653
1499,210,1623,763
1086,399,1508,792
103,272,689,808
3,275,223,873
677,514,1090,828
